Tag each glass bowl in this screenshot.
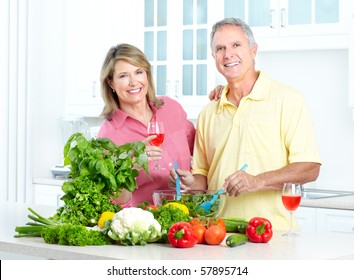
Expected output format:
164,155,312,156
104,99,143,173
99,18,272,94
152,189,226,217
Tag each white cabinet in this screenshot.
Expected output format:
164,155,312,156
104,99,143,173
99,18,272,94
316,208,354,235
143,0,216,119
296,206,354,235
296,206,317,233
223,0,351,51
64,0,143,117
33,184,64,207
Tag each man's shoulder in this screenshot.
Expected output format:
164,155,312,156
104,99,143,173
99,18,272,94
198,100,219,118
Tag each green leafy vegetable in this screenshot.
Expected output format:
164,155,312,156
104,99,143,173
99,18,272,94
42,224,113,246
51,177,121,226
15,208,112,246
64,133,148,193
151,205,190,243
51,133,148,226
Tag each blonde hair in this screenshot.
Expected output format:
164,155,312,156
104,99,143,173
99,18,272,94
100,43,163,119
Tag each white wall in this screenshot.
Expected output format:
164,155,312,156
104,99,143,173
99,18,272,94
257,50,354,191
29,0,67,179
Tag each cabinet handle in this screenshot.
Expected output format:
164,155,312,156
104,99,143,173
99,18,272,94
57,194,63,207
174,80,180,98
269,9,275,28
166,80,171,97
92,80,97,98
280,8,286,28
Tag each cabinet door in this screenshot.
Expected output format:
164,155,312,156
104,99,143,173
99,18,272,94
65,0,143,117
296,207,317,233
223,0,278,46
144,0,217,119
316,208,354,235
278,0,349,37
222,0,350,50
65,0,103,116
34,184,64,207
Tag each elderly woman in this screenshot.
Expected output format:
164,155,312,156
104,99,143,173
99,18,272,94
97,43,195,207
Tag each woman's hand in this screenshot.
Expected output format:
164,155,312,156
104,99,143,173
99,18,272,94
168,168,196,190
208,85,224,101
143,135,162,161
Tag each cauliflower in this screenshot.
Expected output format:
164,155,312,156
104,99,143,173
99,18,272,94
107,207,162,245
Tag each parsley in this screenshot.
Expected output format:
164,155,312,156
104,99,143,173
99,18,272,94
151,205,190,243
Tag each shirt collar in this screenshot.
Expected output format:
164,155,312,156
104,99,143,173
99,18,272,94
110,101,158,129
217,71,270,113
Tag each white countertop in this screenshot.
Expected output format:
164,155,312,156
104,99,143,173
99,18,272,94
301,194,354,210
1,202,354,260
33,177,67,186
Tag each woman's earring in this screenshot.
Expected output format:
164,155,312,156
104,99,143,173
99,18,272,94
113,89,116,93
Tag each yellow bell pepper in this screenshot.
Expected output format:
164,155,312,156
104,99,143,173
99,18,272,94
164,202,189,215
97,211,115,228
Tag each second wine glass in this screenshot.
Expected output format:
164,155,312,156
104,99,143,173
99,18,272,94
282,183,302,237
147,120,165,170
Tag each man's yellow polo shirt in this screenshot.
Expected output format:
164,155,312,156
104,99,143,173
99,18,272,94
192,71,321,230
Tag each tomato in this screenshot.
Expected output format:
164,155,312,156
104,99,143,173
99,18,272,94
204,225,227,245
144,204,157,211
192,224,207,244
207,217,226,230
190,217,208,227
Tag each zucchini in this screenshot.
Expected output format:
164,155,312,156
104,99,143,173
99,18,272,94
222,217,249,233
226,234,248,247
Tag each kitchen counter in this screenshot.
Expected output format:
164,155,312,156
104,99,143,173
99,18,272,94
1,202,354,260
301,194,354,210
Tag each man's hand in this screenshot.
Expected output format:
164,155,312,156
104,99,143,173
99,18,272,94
222,170,259,196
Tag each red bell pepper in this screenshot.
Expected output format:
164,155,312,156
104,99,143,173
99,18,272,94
168,222,198,248
246,217,273,243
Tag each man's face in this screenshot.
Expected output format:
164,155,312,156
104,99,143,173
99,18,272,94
211,25,257,82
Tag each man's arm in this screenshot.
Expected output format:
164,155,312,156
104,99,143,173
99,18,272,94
223,162,321,196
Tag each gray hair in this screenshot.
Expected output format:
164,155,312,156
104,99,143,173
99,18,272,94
210,18,256,50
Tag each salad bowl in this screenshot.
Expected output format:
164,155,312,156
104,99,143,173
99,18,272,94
152,189,226,217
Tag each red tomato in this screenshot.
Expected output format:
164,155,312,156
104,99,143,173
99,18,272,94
204,225,226,245
207,217,226,230
192,224,207,244
144,204,157,211
190,217,208,227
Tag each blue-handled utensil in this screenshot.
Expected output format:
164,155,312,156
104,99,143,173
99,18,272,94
240,163,248,171
197,189,225,213
197,164,249,213
174,162,181,200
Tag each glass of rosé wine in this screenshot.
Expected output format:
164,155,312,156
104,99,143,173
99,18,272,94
147,120,165,170
282,183,302,237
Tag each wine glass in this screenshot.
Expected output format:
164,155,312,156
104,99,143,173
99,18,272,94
282,183,302,237
147,120,165,170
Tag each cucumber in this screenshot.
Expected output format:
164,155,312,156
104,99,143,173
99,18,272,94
222,217,249,233
226,234,248,247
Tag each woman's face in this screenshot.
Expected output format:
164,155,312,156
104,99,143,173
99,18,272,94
109,60,149,107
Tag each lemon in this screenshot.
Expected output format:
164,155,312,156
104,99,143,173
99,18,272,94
97,211,115,228
164,202,189,215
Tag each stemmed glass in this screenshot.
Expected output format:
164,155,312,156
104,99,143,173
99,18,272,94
282,183,302,237
147,120,165,170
